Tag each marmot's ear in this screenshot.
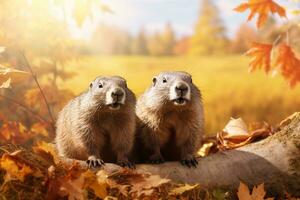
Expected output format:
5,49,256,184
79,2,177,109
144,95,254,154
152,77,157,86
89,82,93,89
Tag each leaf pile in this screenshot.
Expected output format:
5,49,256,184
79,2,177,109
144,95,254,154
0,144,202,200
217,117,273,150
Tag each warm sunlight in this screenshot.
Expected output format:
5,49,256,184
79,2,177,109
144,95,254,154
0,0,300,199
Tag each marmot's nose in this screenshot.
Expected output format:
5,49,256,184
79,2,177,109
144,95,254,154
111,88,124,98
175,82,188,93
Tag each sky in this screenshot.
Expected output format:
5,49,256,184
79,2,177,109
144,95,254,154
70,0,299,39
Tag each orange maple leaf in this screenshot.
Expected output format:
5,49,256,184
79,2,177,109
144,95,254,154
246,42,273,73
237,182,274,200
276,44,300,88
234,0,286,28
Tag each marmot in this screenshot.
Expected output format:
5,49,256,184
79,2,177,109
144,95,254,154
55,76,136,168
136,71,204,167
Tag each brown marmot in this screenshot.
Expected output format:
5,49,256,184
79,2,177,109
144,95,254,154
136,71,204,167
55,76,136,168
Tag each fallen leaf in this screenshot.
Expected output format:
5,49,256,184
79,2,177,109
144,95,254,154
31,122,49,137
34,141,60,164
237,182,274,200
0,153,33,182
234,0,286,28
246,42,273,73
169,184,199,196
218,118,272,150
83,170,107,199
197,142,214,157
237,182,252,200
223,118,249,139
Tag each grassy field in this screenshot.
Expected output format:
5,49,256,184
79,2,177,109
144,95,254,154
61,55,300,135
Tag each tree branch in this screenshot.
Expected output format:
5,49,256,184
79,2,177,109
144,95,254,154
19,52,55,130
0,94,49,124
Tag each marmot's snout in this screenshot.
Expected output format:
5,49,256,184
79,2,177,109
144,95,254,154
106,87,126,110
170,81,191,106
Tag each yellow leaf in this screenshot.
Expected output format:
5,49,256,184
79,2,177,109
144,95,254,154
0,153,33,182
84,170,107,199
0,78,11,88
197,142,214,157
35,141,60,164
73,0,91,26
31,122,49,137
169,184,199,196
0,67,30,87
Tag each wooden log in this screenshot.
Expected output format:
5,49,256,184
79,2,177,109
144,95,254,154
65,113,300,196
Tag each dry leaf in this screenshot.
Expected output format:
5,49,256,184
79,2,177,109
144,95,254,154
0,153,33,182
0,78,11,88
246,42,273,73
169,184,199,196
218,118,272,150
31,122,49,137
34,141,60,164
223,118,249,139
237,182,274,200
238,182,252,200
197,142,214,157
234,0,286,28
83,170,108,199
0,67,30,88
275,44,300,88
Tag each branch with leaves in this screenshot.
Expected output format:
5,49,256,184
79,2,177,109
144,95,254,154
234,0,300,88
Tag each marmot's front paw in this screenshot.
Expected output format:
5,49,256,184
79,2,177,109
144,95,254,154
117,160,135,169
86,156,104,168
180,157,198,168
148,154,165,164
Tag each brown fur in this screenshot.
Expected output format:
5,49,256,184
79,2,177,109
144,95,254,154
135,71,204,164
55,76,136,166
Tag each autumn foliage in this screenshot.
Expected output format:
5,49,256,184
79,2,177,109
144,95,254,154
235,0,300,88
0,0,299,199
246,43,300,88
234,0,286,28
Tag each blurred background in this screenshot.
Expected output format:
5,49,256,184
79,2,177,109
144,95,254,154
0,0,300,139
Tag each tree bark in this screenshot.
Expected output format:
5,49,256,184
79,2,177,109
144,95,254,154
70,113,300,196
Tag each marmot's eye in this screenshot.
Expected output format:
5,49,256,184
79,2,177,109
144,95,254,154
162,78,167,83
99,83,103,88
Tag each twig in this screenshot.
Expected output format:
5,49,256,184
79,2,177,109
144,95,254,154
0,94,49,124
19,52,55,130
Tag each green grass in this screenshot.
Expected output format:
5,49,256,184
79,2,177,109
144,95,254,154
60,55,300,135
